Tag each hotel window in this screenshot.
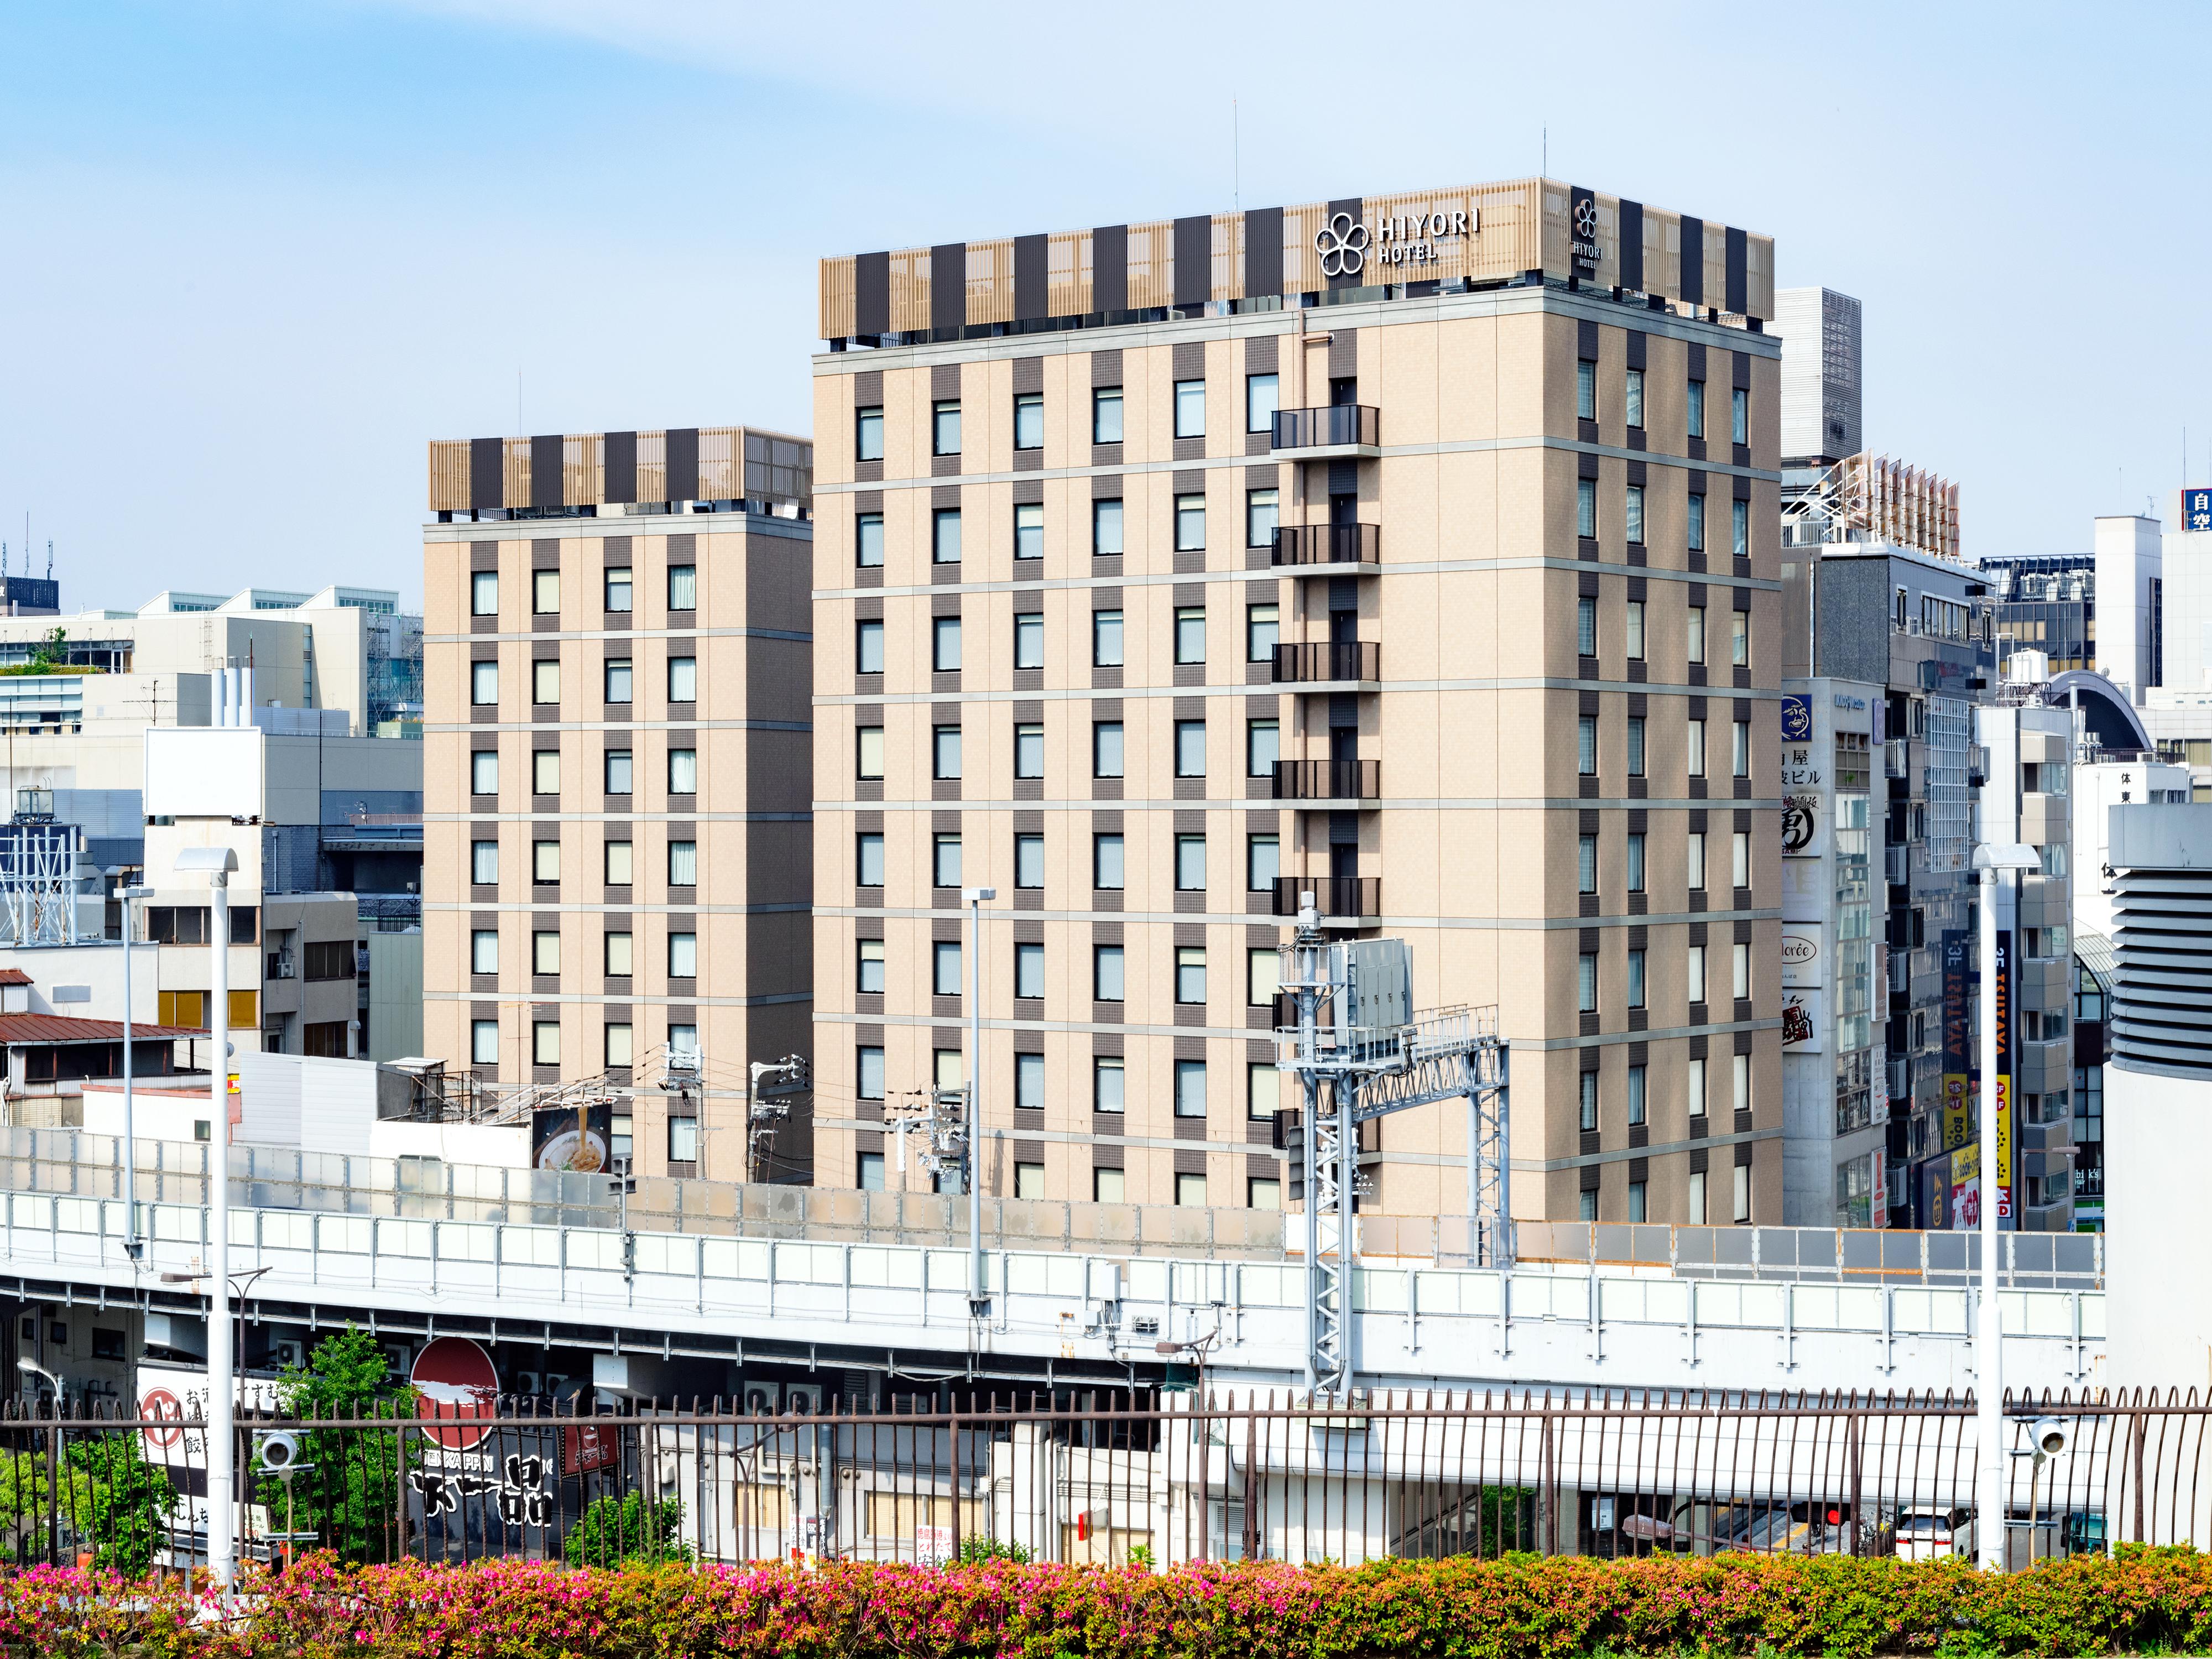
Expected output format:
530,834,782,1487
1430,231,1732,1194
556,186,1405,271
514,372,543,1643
1246,372,1278,432
855,405,884,462
932,399,961,456
605,930,634,978
855,832,884,887
1015,941,1045,1000
1575,358,1597,421
932,833,961,889
471,839,499,884
1732,498,1749,559
932,616,962,672
1016,1051,1045,1109
856,937,885,995
471,571,498,616
533,569,559,614
667,565,697,611
933,939,962,996
669,932,697,978
1731,385,1749,445
1628,1063,1647,1124
1092,387,1123,444
532,1021,560,1067
1247,718,1280,776
854,620,883,676
1577,478,1597,539
1094,1166,1126,1201
1577,714,1597,776
1174,720,1206,778
1628,1179,1646,1222
1687,379,1705,439
1733,719,1750,778
857,1044,886,1101
1626,831,1646,892
531,660,560,705
1688,1168,1708,1223
1013,392,1043,451
1689,1057,1708,1118
932,725,962,780
1248,946,1280,1005
604,658,634,703
932,507,962,564
1246,487,1279,547
1092,498,1123,557
1627,716,1646,777
471,661,498,706
471,750,498,795
1733,1164,1751,1224
1093,833,1125,890
855,512,884,567
1173,1061,1209,1120
1687,943,1708,1003
1687,718,1707,776
1629,948,1647,1008
532,838,560,885
605,1022,633,1069
471,930,498,974
1247,833,1279,891
1014,722,1044,779
669,748,698,794
1175,834,1206,890
1249,1177,1281,1210
1687,492,1706,553
1092,608,1124,666
1246,603,1279,661
666,1115,699,1166
1578,1071,1598,1132
854,727,883,780
1014,832,1044,888
1730,608,1749,666
533,930,560,976
669,838,698,886
605,839,633,885
1174,378,1206,439
1577,953,1597,1014
1175,606,1206,664
1687,831,1707,891
1578,833,1597,894
667,655,697,703
1687,606,1707,663
1579,1190,1597,1222
1093,1057,1125,1115
1176,947,1207,1005
1175,493,1206,552
1093,943,1125,1001
1014,503,1044,560
1625,367,1644,429
1731,830,1750,889
1732,942,1751,1000
1014,611,1044,669
1732,1052,1750,1112
1577,596,1598,656
1625,484,1645,546
1248,1062,1280,1121
603,567,632,612
1093,721,1124,778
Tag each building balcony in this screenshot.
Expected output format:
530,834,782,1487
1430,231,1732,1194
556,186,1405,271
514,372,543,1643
1273,759,1380,801
1273,640,1380,685
1272,523,1380,567
1270,405,1381,457
1272,877,1380,920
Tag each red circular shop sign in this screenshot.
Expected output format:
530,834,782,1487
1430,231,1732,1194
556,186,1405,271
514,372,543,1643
410,1338,501,1450
140,1387,187,1451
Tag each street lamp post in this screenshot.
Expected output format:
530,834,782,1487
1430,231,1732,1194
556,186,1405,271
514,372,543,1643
174,844,239,1589
114,880,154,1259
17,1358,62,1565
1973,840,2038,1573
961,886,995,1318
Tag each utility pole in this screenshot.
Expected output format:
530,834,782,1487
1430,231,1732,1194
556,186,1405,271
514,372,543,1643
116,881,153,1258
962,886,995,1318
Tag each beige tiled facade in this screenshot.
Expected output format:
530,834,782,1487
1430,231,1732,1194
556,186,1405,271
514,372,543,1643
422,438,814,1182
810,254,1787,1225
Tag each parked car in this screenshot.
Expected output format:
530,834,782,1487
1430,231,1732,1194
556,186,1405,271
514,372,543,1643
1896,1508,1975,1561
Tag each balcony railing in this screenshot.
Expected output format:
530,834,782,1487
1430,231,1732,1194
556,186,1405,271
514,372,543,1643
1272,523,1380,566
1272,877,1380,919
1273,640,1380,684
1274,759,1380,800
1271,405,1380,452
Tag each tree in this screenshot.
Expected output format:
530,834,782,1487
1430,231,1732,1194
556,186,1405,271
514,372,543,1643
562,1491,690,1567
262,1327,413,1564
0,1434,174,1572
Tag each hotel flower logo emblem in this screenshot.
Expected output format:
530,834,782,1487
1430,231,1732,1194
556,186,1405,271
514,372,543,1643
1315,213,1368,278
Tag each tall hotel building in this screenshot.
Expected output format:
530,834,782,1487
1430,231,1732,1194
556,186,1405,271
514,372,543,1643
422,429,815,1180
812,181,1783,1223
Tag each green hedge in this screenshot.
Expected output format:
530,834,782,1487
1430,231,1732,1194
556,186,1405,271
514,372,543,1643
10,1549,2212,1658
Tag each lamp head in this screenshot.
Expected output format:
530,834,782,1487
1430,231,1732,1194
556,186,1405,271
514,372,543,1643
961,887,997,903
1973,842,2041,872
173,847,239,875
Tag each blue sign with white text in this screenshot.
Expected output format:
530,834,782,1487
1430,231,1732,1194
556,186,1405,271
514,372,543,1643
1780,695,1812,742
2185,488,2212,534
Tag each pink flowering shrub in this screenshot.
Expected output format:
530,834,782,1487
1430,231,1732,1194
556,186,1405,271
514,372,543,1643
8,1548,2212,1658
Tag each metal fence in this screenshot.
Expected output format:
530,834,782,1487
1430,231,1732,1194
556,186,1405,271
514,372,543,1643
4,1389,2204,1574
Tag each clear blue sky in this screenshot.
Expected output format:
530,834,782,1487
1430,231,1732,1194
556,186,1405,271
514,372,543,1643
3,1,2207,613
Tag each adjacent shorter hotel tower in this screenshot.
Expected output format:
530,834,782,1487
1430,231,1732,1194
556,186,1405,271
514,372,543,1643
422,430,815,1181
813,180,1784,1224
